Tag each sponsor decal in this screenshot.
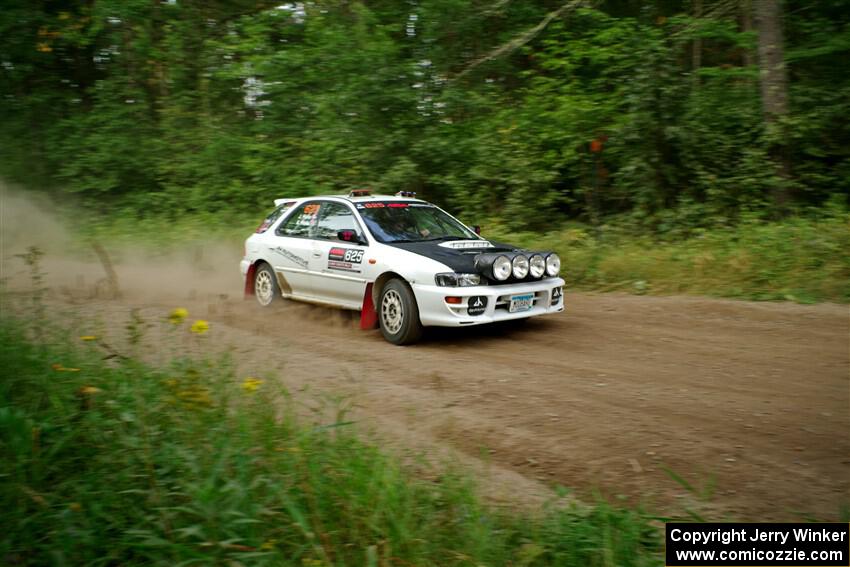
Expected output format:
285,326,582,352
271,246,308,269
467,295,487,316
551,286,563,305
327,247,364,273
303,204,321,215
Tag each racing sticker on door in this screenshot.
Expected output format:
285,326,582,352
467,296,487,316
328,247,364,273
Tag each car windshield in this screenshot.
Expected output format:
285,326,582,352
357,202,478,244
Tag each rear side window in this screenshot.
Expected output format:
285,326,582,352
276,202,322,238
256,202,294,233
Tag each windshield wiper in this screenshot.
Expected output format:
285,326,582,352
421,235,467,242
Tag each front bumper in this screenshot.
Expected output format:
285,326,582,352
412,278,565,327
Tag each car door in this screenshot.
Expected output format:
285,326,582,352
309,201,370,308
266,201,323,298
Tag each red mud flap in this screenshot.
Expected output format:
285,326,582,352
244,263,257,298
360,282,379,330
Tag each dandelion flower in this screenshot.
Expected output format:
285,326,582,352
79,335,98,341
242,377,263,392
168,307,189,325
190,319,209,334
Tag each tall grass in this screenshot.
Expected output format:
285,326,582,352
488,212,850,303
0,313,662,565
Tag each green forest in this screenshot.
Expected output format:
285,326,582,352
2,0,848,226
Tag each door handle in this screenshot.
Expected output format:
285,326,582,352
312,252,322,258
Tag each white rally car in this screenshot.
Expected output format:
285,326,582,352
241,190,565,345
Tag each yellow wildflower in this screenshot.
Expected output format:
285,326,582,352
168,307,189,325
78,386,101,395
260,540,277,551
79,335,98,341
190,319,209,334
241,377,263,392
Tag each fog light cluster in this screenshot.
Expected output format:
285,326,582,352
475,252,561,281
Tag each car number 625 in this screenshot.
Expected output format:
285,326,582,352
344,249,364,263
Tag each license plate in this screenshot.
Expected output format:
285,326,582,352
509,293,534,313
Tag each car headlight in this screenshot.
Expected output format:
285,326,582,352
492,255,512,281
545,253,561,277
512,254,529,279
435,273,482,287
529,254,546,278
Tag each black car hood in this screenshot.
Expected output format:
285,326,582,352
385,239,518,274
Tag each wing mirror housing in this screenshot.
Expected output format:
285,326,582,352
338,229,366,245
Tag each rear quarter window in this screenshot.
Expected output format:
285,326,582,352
255,202,295,233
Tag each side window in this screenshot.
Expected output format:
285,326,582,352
314,202,363,242
276,202,322,238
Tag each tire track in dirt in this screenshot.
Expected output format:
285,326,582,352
200,291,849,520
13,284,849,520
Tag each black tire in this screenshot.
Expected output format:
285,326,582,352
378,279,423,345
253,263,280,307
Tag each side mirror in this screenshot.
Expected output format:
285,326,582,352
473,225,482,235
338,229,365,245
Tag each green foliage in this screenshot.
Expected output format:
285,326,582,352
1,0,848,224
0,316,662,565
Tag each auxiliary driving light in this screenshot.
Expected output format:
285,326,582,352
529,254,546,278
492,255,512,281
545,253,561,277
512,255,529,279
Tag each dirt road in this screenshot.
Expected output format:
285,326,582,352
2,229,847,520
40,281,846,522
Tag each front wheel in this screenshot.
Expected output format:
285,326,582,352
379,279,423,345
254,263,280,306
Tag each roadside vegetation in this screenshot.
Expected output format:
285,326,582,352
73,205,850,304
0,296,662,565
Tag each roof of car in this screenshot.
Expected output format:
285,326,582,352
333,193,425,203
275,193,426,205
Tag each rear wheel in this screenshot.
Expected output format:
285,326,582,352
254,263,279,306
379,279,423,345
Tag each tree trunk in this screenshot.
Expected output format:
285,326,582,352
754,0,791,210
692,0,702,82
741,0,755,68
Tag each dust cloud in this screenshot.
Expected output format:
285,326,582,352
1,182,244,304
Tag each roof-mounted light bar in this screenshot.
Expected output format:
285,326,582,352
395,191,417,198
